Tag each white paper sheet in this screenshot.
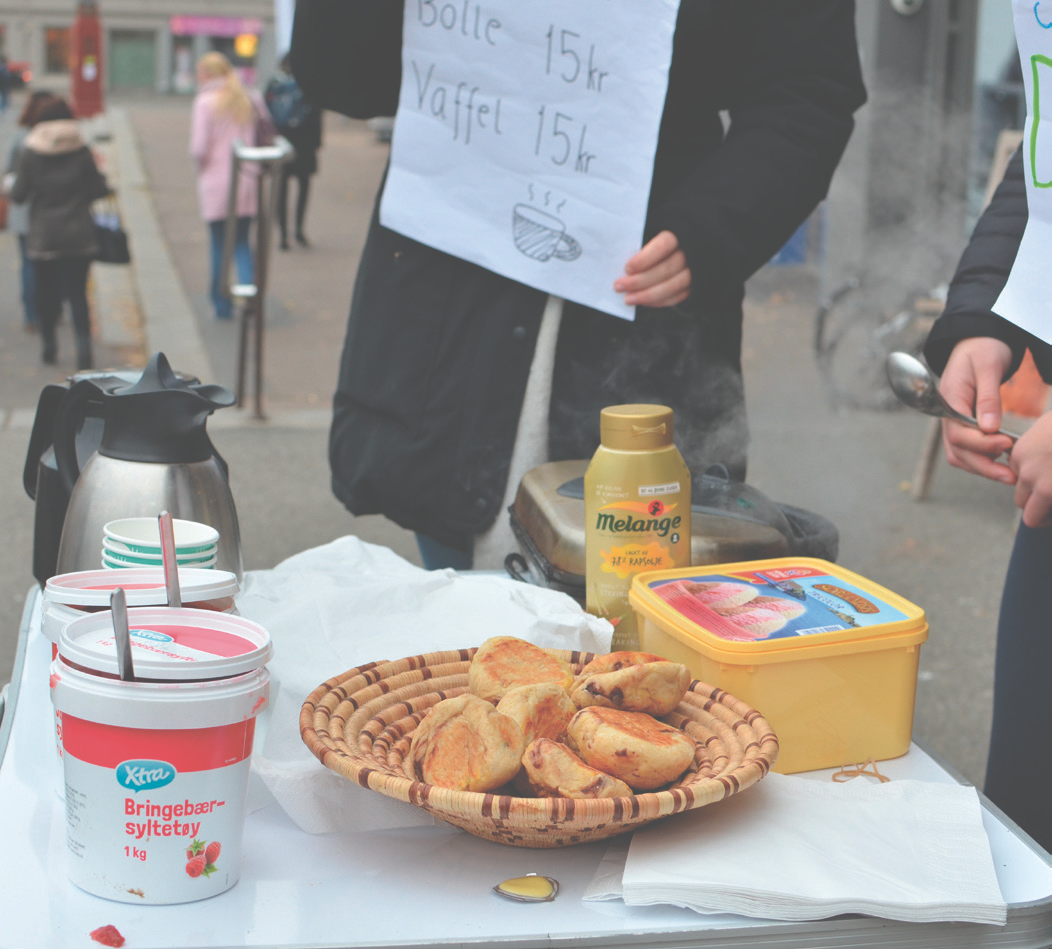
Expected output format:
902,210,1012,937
993,0,1052,342
614,772,1006,925
381,0,681,320
235,537,613,834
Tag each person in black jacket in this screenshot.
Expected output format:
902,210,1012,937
291,1,867,569
266,55,323,250
10,97,111,369
923,146,1052,851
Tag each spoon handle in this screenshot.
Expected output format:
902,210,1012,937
111,587,135,682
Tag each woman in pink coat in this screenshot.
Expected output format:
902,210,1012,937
190,52,269,320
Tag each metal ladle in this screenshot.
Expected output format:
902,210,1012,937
885,351,1020,441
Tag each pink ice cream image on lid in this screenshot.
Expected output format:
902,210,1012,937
750,595,807,620
716,605,787,640
683,580,758,611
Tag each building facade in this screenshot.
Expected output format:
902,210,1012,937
0,1,279,95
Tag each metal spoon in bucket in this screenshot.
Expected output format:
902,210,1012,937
885,351,1020,441
159,510,182,608
110,587,135,681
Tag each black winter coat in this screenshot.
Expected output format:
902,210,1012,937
292,1,867,551
924,148,1052,383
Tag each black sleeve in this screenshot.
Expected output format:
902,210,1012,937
653,0,867,291
922,147,1052,382
290,0,404,118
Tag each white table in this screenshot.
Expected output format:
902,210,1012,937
3,588,1052,949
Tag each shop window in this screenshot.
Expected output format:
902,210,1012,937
45,27,71,74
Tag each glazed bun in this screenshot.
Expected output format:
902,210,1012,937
567,706,697,791
409,693,525,792
522,738,634,799
570,658,691,717
469,636,574,701
496,681,577,745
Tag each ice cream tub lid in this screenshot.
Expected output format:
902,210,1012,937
59,607,272,680
630,557,927,658
43,567,239,607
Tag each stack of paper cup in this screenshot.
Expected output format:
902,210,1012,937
102,517,219,570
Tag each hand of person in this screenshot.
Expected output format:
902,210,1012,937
614,230,691,308
937,337,1015,483
1008,411,1052,527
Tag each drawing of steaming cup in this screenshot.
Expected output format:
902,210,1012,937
512,203,582,262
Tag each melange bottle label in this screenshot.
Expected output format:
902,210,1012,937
585,406,691,651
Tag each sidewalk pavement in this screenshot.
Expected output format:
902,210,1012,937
0,93,1025,791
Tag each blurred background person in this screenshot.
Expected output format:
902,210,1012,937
4,90,57,333
9,96,110,369
266,54,323,250
190,51,272,321
923,146,1052,851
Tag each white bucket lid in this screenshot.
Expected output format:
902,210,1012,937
50,656,270,730
44,567,239,608
59,607,272,681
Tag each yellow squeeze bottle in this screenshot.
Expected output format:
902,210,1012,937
585,404,691,650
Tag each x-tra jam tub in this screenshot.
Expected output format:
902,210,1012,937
51,607,271,904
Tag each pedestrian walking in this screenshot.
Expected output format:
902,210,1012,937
265,54,322,250
4,90,58,332
190,51,273,320
9,96,111,369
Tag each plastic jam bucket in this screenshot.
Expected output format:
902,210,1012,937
43,567,240,659
629,557,928,774
51,607,272,904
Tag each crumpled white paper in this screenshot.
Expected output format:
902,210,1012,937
586,771,1006,926
235,536,612,834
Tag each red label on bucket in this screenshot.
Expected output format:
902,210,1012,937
130,624,255,659
62,715,256,772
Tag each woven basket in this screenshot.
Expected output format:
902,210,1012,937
300,648,779,848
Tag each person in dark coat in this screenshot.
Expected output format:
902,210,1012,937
10,97,111,369
923,146,1052,852
266,55,323,250
292,1,867,568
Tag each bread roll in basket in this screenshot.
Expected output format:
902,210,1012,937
300,647,778,848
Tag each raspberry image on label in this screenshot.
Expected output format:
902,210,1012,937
185,838,221,878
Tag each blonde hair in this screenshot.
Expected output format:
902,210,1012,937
197,52,253,126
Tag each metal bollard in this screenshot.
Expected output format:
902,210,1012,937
220,136,294,420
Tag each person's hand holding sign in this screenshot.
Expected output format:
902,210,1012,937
614,230,691,308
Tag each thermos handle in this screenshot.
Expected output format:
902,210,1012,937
51,380,104,497
22,384,69,500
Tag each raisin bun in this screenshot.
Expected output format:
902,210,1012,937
408,693,525,792
566,706,696,791
468,636,574,702
522,738,633,799
495,682,577,746
570,653,691,717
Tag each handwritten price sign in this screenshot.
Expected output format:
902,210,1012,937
994,0,1052,341
380,0,680,320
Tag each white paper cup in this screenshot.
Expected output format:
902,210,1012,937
102,518,220,555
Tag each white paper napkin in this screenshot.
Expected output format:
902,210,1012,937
609,771,1005,925
235,536,612,834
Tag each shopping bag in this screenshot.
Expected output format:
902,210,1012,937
92,195,131,265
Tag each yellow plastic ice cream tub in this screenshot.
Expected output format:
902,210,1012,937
629,557,928,774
